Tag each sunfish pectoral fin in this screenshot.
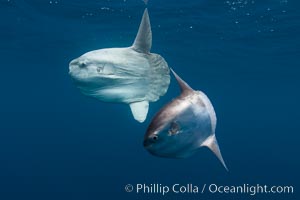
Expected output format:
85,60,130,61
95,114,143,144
132,8,152,53
201,135,229,171
129,101,149,123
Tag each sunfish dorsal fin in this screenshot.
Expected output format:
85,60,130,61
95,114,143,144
201,135,228,171
170,68,194,96
132,9,152,53
129,101,149,123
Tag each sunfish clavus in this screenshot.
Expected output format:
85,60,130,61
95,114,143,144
69,9,170,123
144,69,228,171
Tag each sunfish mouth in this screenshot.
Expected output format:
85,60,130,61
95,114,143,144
69,59,78,66
143,139,152,148
143,134,158,149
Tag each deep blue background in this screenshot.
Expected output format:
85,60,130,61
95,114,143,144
0,0,299,199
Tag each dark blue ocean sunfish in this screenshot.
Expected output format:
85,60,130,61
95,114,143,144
144,69,228,171
69,9,170,123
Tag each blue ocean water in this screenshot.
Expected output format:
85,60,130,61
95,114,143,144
0,0,299,199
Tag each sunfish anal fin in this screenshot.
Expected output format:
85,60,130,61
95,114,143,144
129,101,149,123
132,8,152,54
201,135,229,171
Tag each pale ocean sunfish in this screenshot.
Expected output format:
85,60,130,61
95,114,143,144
69,9,170,123
144,69,228,171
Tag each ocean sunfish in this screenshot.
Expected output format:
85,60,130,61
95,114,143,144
143,69,228,171
69,9,170,123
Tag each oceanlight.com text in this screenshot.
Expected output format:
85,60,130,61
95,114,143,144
124,183,294,196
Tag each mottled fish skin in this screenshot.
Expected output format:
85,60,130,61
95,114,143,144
144,69,228,171
69,9,170,123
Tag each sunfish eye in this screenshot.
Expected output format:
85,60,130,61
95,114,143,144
168,121,180,135
79,62,87,68
152,135,158,141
